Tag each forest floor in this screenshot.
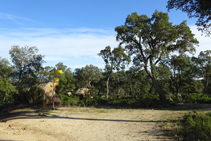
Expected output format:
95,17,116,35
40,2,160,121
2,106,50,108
0,104,211,141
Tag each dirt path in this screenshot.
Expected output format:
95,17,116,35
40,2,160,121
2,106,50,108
0,105,210,141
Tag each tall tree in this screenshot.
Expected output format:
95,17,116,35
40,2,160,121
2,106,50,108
115,10,199,105
192,50,211,93
125,67,151,98
55,62,75,94
98,46,130,99
0,57,17,102
167,0,211,36
74,65,102,89
166,55,192,94
9,45,45,84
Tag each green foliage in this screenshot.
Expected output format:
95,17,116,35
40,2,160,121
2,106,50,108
124,67,151,98
139,95,162,108
0,78,18,103
98,110,108,113
98,46,130,99
167,0,211,36
55,62,75,94
74,64,102,89
192,50,211,94
80,95,163,108
9,45,44,83
28,85,43,104
59,94,80,106
181,111,211,140
59,94,164,108
13,85,43,105
0,101,11,106
115,10,199,105
0,57,14,78
183,93,211,103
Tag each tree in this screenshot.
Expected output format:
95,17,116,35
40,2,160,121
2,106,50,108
192,50,211,93
115,10,199,105
9,45,45,84
98,46,130,99
55,62,67,71
0,57,14,79
9,45,45,104
55,62,75,94
167,0,211,36
74,64,102,91
0,78,18,102
109,70,126,98
42,66,54,81
0,57,17,102
156,63,171,94
166,55,191,94
125,66,151,98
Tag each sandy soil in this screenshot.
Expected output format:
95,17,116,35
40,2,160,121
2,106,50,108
0,105,210,141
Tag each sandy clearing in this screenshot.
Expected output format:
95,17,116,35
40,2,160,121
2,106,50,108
0,105,210,141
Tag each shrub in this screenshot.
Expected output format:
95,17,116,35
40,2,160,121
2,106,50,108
181,111,211,140
59,94,80,106
183,93,211,103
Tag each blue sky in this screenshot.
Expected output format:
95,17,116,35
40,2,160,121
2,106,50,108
0,0,210,71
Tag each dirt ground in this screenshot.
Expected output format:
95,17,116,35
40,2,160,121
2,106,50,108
0,104,211,141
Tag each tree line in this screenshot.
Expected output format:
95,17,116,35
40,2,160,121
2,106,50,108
0,9,211,106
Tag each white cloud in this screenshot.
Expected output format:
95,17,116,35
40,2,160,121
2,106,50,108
0,12,32,25
0,25,209,70
0,28,118,69
189,25,211,56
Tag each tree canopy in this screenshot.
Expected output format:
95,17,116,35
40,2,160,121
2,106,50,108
167,0,211,36
115,10,199,104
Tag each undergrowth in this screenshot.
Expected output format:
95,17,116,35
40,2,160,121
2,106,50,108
160,110,211,141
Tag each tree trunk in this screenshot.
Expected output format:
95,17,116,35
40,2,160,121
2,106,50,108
152,79,166,106
203,79,209,94
144,63,166,106
106,77,110,99
129,81,133,97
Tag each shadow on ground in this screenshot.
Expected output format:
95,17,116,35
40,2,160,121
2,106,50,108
1,103,211,123
163,103,211,111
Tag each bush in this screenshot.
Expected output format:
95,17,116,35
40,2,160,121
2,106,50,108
181,111,211,140
139,94,162,108
90,95,163,108
183,93,211,103
59,94,165,108
59,94,80,106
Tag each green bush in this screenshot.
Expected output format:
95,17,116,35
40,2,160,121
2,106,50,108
59,94,80,106
183,93,211,103
59,94,165,108
90,95,163,108
139,94,162,108
181,111,211,140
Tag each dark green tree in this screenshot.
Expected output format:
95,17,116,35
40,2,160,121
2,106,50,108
74,64,102,89
157,63,171,94
115,10,199,105
125,67,151,98
98,46,130,99
109,70,126,98
55,62,75,94
192,50,211,94
167,0,211,36
9,45,45,104
9,45,45,85
0,57,18,102
167,55,191,94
